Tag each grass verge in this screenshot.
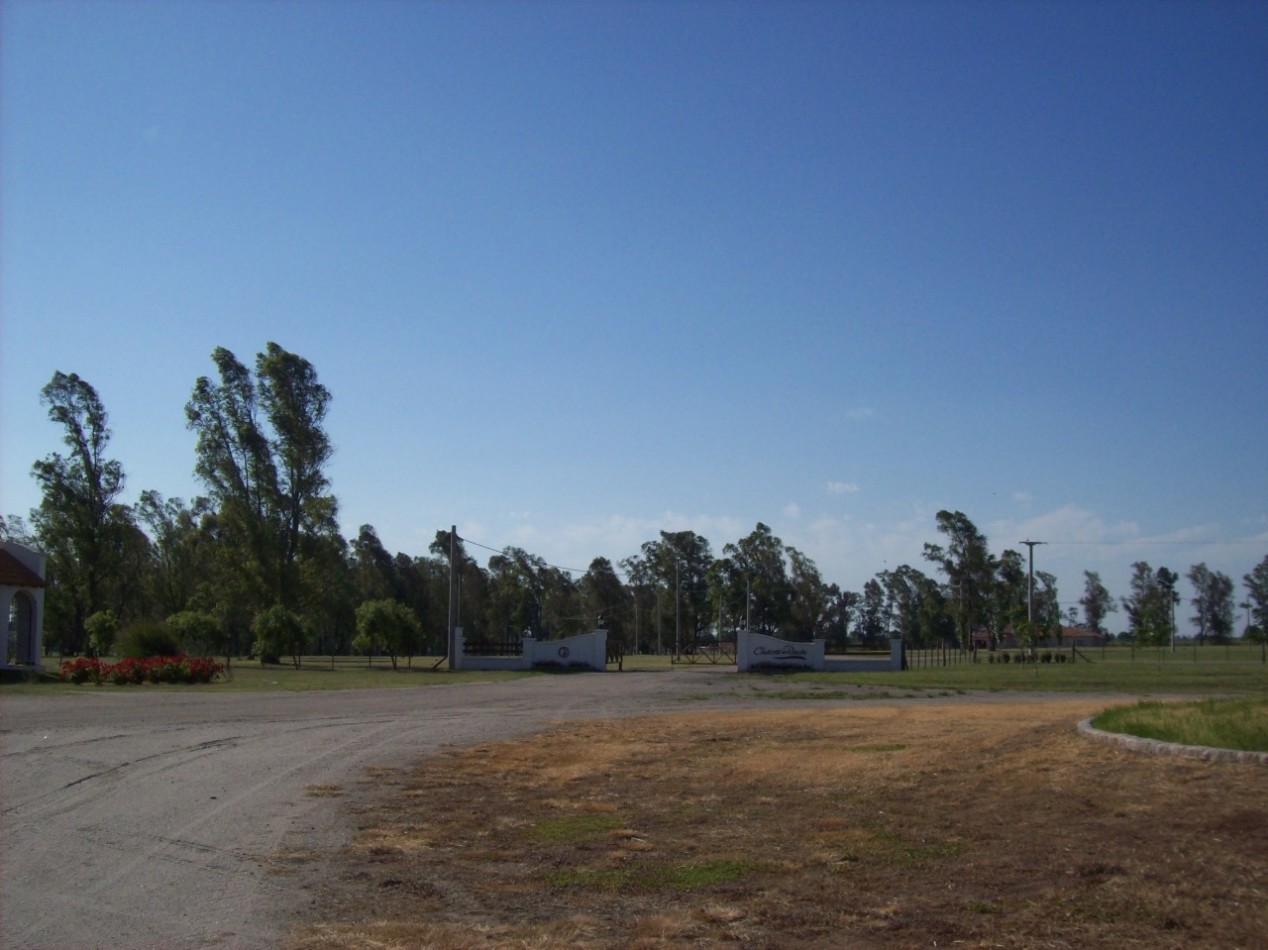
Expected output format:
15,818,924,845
1091,696,1268,752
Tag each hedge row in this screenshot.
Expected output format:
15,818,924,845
60,656,224,686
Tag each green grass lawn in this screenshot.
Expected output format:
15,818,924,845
1091,696,1268,752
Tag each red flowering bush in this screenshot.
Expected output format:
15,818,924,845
61,657,105,685
182,657,223,683
61,655,224,686
108,658,147,685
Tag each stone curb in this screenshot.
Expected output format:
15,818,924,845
1077,718,1268,765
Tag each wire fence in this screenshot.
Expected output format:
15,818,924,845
1106,642,1267,664
903,645,977,669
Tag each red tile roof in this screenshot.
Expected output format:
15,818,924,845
0,550,46,588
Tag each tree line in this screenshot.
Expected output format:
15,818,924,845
5,342,1267,663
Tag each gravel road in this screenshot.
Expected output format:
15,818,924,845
0,670,740,950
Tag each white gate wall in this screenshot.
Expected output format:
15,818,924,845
524,630,607,670
737,630,905,672
454,628,608,672
736,630,825,671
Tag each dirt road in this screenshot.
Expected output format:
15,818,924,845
0,670,742,950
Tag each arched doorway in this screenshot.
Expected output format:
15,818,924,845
8,591,35,665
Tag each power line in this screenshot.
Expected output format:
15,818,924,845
456,533,597,578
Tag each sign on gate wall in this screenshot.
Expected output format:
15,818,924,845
736,630,825,671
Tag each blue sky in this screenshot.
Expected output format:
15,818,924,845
3,0,1266,634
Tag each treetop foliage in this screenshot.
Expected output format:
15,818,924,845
10,355,1267,658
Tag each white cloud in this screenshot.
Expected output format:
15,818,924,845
788,507,939,591
988,504,1139,547
827,481,860,494
783,502,801,520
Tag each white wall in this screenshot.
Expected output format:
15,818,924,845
736,631,905,672
736,630,825,671
524,630,608,670
454,628,609,672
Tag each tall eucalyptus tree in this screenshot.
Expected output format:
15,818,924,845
1187,563,1235,644
1079,570,1117,634
30,372,139,648
639,530,714,651
185,343,337,616
923,510,995,648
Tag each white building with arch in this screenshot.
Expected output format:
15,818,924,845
2,542,47,670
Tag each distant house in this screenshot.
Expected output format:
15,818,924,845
974,625,1107,651
1057,626,1108,648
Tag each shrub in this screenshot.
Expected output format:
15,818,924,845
166,610,223,656
85,610,120,656
108,657,145,685
354,599,423,669
183,657,224,683
252,605,308,668
61,657,104,685
117,621,181,659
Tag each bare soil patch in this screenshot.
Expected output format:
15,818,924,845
285,699,1267,949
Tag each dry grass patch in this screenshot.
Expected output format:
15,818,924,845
286,699,1268,949
304,783,346,798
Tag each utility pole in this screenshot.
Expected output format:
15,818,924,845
675,559,682,659
447,525,459,670
1019,540,1045,642
1171,587,1179,654
656,588,662,656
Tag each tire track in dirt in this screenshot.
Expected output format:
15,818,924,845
0,673,739,949
3,715,418,948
